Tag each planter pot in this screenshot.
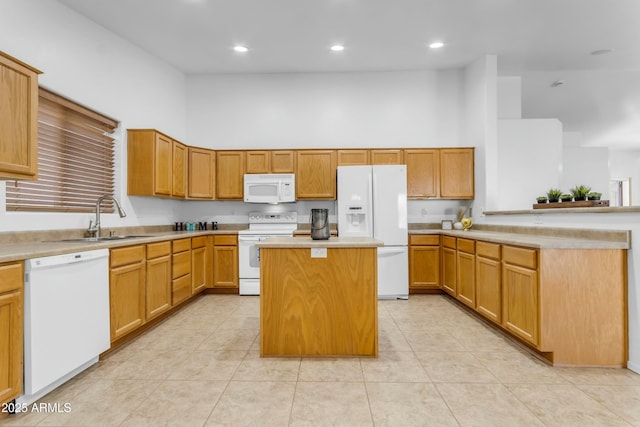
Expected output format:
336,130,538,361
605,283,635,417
589,196,601,200
561,198,572,203
548,198,559,203
574,196,586,201
536,198,548,204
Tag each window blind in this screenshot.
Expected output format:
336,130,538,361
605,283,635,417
6,88,119,213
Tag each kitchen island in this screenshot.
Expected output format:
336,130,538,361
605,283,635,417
257,236,383,357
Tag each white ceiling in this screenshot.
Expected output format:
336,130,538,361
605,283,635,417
58,0,640,148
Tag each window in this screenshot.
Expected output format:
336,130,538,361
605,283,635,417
6,88,119,213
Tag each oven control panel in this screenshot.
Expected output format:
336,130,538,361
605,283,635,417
248,211,298,224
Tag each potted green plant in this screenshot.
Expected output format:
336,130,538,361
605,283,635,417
536,196,548,203
547,188,562,203
588,191,602,200
570,185,591,201
560,193,573,202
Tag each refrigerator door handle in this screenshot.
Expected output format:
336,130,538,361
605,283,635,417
378,246,407,256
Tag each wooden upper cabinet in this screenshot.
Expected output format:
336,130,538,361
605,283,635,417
153,133,172,196
405,149,439,199
127,129,185,198
295,150,337,199
172,141,186,198
440,148,474,199
337,149,370,166
216,151,245,199
271,150,295,173
188,147,216,199
246,151,270,174
0,51,41,180
246,150,295,173
371,149,403,165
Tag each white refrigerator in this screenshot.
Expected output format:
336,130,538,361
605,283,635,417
337,165,408,299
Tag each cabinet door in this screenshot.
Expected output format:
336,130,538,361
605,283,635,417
246,151,270,173
502,263,538,346
271,150,295,173
0,52,39,180
456,251,475,308
440,148,474,199
154,133,173,196
110,261,146,341
405,149,438,198
337,149,369,166
188,147,216,199
295,150,337,199
0,288,22,404
441,247,457,296
212,245,238,288
371,149,403,165
476,256,501,324
192,246,206,294
172,140,186,198
146,255,171,321
216,151,245,199
409,245,440,290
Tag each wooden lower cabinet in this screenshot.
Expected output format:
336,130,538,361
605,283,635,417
409,235,440,292
0,261,24,405
191,236,207,294
211,235,238,289
456,251,475,308
475,255,501,324
502,262,539,346
172,238,192,304
109,246,146,341
441,236,457,296
145,241,171,321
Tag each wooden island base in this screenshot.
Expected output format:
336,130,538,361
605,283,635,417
258,238,381,357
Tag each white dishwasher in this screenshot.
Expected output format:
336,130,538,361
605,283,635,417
18,249,110,405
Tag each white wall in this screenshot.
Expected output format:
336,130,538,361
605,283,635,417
496,119,563,210
609,150,640,205
0,0,187,231
186,70,464,149
561,146,610,196
463,55,497,215
497,76,522,119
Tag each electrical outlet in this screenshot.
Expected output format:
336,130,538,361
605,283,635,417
534,214,543,224
421,208,428,216
311,247,327,258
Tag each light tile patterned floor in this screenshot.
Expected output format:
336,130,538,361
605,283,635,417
3,294,640,427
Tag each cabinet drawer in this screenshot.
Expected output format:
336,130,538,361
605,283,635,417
191,236,207,249
110,245,145,267
0,262,23,293
502,245,537,269
457,238,475,254
409,234,440,246
173,238,191,253
476,241,501,260
172,251,191,279
214,234,237,246
442,235,457,249
172,274,191,305
146,241,171,259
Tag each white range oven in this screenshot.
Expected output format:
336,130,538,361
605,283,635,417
238,211,298,295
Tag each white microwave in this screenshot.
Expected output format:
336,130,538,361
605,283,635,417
244,174,296,203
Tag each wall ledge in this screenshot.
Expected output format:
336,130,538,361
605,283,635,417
484,206,640,215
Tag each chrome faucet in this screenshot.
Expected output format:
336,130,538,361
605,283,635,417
87,196,127,238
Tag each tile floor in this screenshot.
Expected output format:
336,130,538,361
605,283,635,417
2,294,640,427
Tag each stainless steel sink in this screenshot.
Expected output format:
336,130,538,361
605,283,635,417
50,235,149,243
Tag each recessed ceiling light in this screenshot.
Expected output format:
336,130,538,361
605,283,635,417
330,45,345,52
429,42,444,49
233,45,249,53
590,49,613,56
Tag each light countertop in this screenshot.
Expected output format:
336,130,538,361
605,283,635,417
257,236,383,248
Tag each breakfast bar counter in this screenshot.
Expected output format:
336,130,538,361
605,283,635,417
257,237,383,357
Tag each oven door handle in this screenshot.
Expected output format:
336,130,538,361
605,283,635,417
238,235,262,242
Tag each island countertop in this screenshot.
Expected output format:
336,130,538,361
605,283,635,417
256,236,383,248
